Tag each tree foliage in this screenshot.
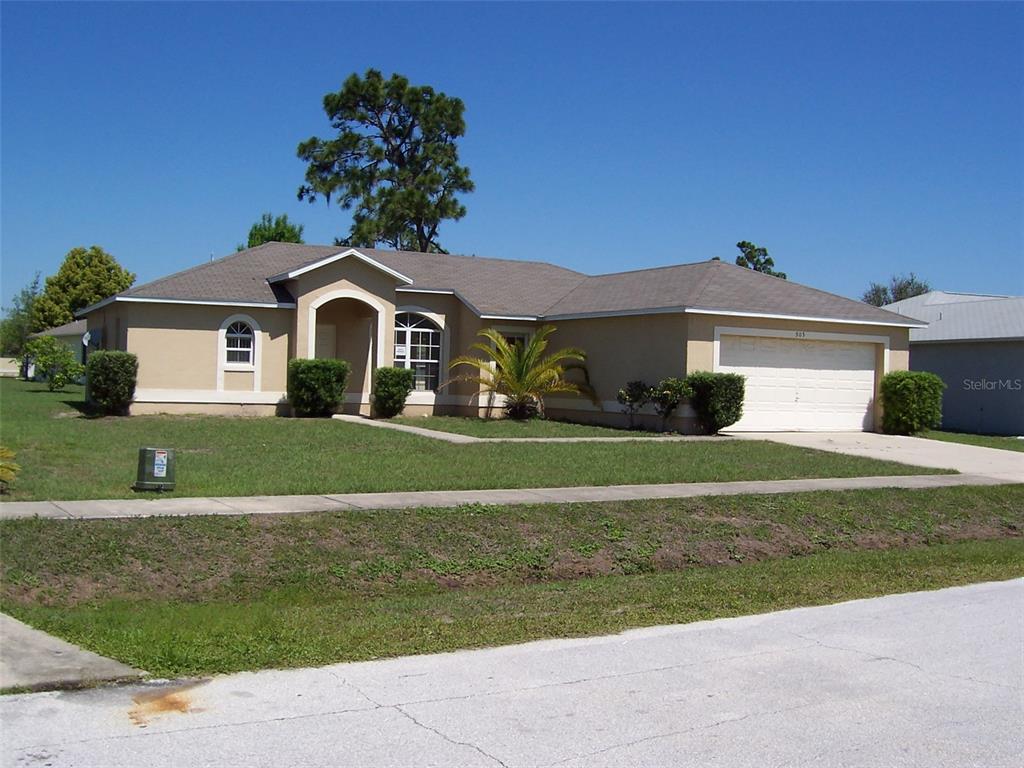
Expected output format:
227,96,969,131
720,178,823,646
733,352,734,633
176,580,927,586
0,273,41,357
734,241,786,279
861,273,931,306
33,246,135,330
238,213,305,251
448,326,593,419
297,69,474,253
21,336,84,391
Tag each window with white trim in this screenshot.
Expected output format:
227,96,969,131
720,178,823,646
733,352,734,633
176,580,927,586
225,321,254,365
394,312,441,391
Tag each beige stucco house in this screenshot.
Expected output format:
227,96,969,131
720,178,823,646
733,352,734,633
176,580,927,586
77,242,923,432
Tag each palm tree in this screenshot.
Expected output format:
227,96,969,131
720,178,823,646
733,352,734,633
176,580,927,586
447,325,593,419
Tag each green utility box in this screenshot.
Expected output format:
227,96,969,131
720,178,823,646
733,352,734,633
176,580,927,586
134,447,175,492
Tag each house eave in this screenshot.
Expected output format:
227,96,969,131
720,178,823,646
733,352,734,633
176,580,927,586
76,296,297,318
682,307,927,329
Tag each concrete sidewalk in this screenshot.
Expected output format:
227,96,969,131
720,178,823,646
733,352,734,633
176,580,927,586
0,614,143,691
3,580,1020,767
0,472,1011,521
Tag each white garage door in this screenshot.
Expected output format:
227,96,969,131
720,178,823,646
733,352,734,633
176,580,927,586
718,334,877,431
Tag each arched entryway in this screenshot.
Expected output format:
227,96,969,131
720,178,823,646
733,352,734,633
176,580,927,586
307,291,386,413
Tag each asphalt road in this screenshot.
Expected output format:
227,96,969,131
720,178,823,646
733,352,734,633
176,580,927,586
1,580,1021,767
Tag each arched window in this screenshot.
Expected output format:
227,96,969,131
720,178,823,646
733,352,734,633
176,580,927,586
394,312,441,391
225,321,254,365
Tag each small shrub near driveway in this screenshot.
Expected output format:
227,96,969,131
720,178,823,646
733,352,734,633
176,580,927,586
373,366,415,418
21,336,84,391
880,370,945,435
287,359,351,417
686,372,745,433
86,351,138,415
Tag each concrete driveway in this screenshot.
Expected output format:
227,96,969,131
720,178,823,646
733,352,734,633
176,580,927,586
735,431,1024,482
2,580,1020,768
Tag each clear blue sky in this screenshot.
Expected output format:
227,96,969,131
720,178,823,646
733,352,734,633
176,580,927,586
3,1,1022,308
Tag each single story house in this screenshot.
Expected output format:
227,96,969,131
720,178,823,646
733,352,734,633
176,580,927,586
77,243,922,432
884,291,1023,436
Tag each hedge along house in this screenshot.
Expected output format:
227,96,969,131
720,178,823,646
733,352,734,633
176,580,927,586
76,242,923,432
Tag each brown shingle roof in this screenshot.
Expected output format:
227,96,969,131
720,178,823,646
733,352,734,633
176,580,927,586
543,259,919,325
108,243,921,326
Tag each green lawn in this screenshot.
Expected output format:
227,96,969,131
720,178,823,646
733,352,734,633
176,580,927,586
922,430,1024,453
0,379,946,501
2,485,1020,677
389,414,662,437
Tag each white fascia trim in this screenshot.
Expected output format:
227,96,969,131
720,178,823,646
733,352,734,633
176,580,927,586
910,336,1024,344
685,307,926,329
712,325,891,375
543,306,687,322
396,288,454,295
268,248,413,285
134,389,285,404
75,296,296,317
480,314,539,321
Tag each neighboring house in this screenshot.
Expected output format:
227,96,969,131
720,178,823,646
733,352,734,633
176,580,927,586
77,243,921,432
884,291,1024,436
25,319,89,380
29,319,88,365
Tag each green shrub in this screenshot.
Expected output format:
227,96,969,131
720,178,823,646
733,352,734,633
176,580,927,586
372,367,415,418
287,359,351,417
0,446,20,493
879,370,945,435
650,377,691,429
21,336,85,391
685,371,745,433
86,351,138,415
616,380,650,429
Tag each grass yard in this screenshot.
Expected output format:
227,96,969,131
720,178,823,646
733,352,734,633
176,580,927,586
2,485,1021,677
388,414,660,438
922,429,1024,453
0,379,945,501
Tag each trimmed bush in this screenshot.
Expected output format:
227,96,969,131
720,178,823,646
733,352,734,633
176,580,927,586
686,371,745,434
372,367,415,418
86,351,138,415
879,370,945,435
616,380,651,429
287,358,350,417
